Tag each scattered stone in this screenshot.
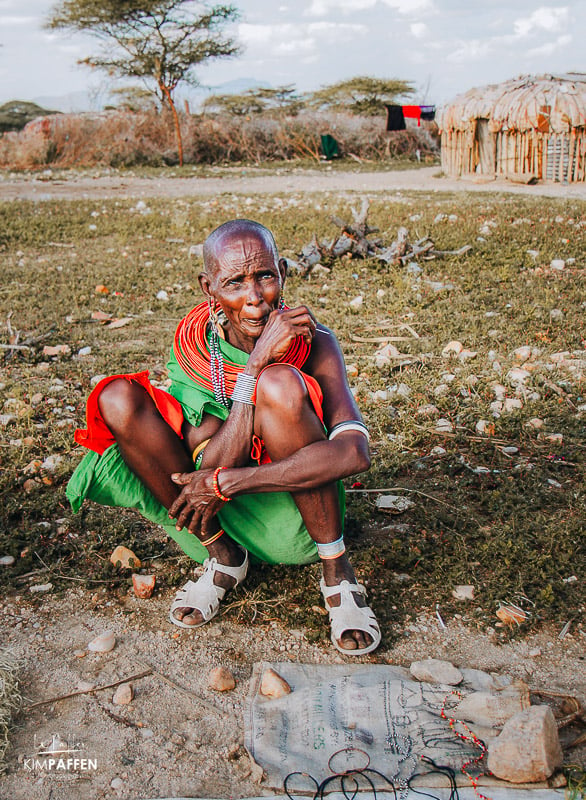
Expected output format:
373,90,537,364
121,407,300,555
435,418,454,433
475,420,492,435
375,343,401,368
434,384,449,397
526,417,544,430
41,454,64,473
549,308,564,322
110,777,124,791
430,446,446,456
107,317,132,329
512,346,532,361
376,288,386,299
529,648,542,657
410,659,463,686
260,668,291,698
132,573,155,599
550,259,565,271
417,404,439,417
487,706,563,782
78,346,92,357
208,666,236,692
74,649,86,658
507,368,531,386
455,684,530,727
42,345,71,357
458,349,477,362
375,495,415,514
90,374,107,386
442,340,463,357
29,583,53,593
0,555,15,566
156,290,169,301
349,295,363,311
452,585,475,601
112,683,134,705
88,630,116,653
503,398,523,413
189,244,204,259
496,605,530,625
110,545,141,569
501,446,519,455
94,284,109,295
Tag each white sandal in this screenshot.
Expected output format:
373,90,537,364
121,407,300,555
320,578,381,656
169,551,249,629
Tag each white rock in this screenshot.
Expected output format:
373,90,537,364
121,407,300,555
349,295,363,311
88,630,116,653
375,343,401,368
113,683,134,705
502,446,519,455
550,308,564,321
29,583,53,593
410,659,463,686
475,420,490,434
208,666,236,692
260,668,292,698
487,706,563,782
503,398,523,413
0,555,15,566
512,346,532,361
78,346,92,357
376,288,386,298
111,777,124,791
455,685,530,727
527,417,544,429
435,418,453,433
156,290,169,301
442,340,463,357
376,495,415,514
90,374,107,386
458,349,477,362
434,384,449,397
189,244,204,259
550,259,565,270
452,585,475,601
417,404,439,417
507,368,531,386
41,454,64,472
430,446,446,456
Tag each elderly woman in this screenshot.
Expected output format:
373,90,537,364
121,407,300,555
67,219,380,655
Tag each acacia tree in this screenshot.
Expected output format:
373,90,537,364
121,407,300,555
47,0,239,164
308,76,414,116
202,84,304,117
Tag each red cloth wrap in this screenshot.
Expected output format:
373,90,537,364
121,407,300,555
75,367,324,465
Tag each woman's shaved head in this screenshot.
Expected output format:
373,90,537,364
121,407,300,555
203,219,278,277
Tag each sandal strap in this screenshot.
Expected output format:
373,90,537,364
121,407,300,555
170,552,248,623
319,578,381,656
320,578,366,600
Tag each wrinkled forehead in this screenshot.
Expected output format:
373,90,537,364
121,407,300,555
204,224,278,278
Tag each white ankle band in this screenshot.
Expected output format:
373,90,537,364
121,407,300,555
317,536,346,560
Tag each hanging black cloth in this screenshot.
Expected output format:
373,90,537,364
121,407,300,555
420,105,436,121
386,105,406,131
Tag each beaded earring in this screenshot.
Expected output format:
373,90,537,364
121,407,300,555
279,294,286,310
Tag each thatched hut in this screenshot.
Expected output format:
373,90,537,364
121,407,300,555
437,74,586,182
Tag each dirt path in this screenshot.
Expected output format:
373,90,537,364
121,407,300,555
1,166,586,201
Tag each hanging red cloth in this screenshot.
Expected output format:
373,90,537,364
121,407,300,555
402,105,423,126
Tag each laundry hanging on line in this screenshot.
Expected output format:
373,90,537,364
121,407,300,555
386,104,435,131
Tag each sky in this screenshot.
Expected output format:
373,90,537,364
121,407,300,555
0,0,584,110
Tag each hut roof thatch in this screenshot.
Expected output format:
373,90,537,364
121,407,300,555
437,73,586,134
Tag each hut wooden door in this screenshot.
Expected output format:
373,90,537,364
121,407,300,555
474,118,496,175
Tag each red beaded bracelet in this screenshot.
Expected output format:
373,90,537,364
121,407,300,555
212,467,231,502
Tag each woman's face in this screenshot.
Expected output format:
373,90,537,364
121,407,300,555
202,231,285,350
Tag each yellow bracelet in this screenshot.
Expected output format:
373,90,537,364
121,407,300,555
200,528,225,548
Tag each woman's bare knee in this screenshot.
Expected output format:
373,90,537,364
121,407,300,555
255,365,308,413
97,379,151,431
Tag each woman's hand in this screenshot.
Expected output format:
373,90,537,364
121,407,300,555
168,469,226,536
247,306,317,372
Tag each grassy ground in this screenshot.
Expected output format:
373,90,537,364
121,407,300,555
0,190,584,648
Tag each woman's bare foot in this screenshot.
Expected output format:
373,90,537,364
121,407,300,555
171,537,246,627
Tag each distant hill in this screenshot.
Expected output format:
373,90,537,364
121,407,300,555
0,101,60,133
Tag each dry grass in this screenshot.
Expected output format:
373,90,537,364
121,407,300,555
0,190,584,648
0,110,437,169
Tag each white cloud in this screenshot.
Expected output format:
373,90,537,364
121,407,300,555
514,6,569,37
410,22,429,38
446,38,493,64
238,21,366,55
527,32,572,57
306,0,433,16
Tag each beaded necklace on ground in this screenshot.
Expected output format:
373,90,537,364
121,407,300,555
173,301,310,407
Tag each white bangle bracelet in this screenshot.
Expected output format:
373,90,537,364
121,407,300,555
231,373,257,405
328,421,370,441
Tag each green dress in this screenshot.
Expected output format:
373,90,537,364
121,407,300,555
66,334,344,565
